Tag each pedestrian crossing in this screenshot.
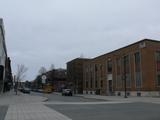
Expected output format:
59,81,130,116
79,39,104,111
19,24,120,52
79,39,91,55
44,101,132,105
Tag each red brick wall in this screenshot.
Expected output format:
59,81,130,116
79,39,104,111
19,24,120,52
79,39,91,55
83,40,160,95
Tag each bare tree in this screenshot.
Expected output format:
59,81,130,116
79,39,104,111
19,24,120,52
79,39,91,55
38,66,47,75
15,64,28,95
16,64,28,82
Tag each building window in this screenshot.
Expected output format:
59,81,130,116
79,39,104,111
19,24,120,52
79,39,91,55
100,80,103,88
86,72,89,81
95,64,98,72
99,64,101,70
107,60,112,73
100,64,103,78
134,52,142,88
86,81,88,88
156,51,160,61
116,58,122,89
155,51,160,71
95,64,98,86
156,51,160,86
135,52,141,72
157,74,160,86
95,80,98,88
90,77,93,88
123,55,131,88
117,58,121,75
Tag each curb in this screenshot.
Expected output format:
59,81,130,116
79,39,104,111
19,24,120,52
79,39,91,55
53,92,62,95
43,98,49,102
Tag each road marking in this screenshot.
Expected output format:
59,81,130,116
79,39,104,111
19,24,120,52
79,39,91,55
44,101,133,105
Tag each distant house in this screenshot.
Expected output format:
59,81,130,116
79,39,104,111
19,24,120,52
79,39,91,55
45,68,67,92
32,68,67,92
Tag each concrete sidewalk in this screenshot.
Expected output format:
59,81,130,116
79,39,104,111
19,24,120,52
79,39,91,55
5,103,71,120
77,94,160,104
0,90,72,120
0,90,47,105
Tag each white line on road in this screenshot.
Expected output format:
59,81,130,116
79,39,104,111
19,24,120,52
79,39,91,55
44,101,133,105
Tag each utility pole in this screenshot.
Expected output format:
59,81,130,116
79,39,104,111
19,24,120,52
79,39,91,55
13,75,18,95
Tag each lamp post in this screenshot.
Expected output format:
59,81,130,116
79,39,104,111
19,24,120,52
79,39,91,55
123,56,127,98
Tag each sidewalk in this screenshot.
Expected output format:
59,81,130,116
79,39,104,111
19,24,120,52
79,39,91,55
0,90,72,120
0,90,47,105
77,94,160,104
5,104,71,120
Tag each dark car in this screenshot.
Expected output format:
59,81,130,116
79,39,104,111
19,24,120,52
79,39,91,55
21,88,31,94
18,87,24,92
62,89,73,96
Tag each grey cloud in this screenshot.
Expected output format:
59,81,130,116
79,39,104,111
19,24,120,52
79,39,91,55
0,0,160,80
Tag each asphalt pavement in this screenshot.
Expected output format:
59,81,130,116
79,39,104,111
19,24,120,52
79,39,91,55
32,92,107,102
2,91,160,120
46,102,160,120
36,92,160,120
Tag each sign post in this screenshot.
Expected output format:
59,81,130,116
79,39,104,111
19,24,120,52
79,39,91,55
41,75,47,97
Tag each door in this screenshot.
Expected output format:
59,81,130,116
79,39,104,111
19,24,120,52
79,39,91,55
108,80,112,95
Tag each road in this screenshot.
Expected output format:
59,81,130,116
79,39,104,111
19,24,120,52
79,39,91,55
33,92,160,120
32,92,106,102
46,103,160,120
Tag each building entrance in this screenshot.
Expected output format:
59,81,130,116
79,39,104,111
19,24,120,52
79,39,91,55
108,80,113,95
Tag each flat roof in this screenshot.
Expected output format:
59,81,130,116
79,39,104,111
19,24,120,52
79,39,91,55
67,58,91,64
93,39,160,59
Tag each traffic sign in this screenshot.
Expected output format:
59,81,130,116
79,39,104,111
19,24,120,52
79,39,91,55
41,75,47,84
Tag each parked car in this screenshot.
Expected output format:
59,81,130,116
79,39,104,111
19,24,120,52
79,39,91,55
20,88,31,94
18,87,24,92
62,89,73,96
23,88,31,94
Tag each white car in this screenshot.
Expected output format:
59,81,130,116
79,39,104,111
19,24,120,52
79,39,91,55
62,89,73,96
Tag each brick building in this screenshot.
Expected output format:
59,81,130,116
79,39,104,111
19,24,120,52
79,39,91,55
67,58,90,94
83,39,160,96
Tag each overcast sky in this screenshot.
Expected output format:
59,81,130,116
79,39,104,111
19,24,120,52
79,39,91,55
0,0,160,80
